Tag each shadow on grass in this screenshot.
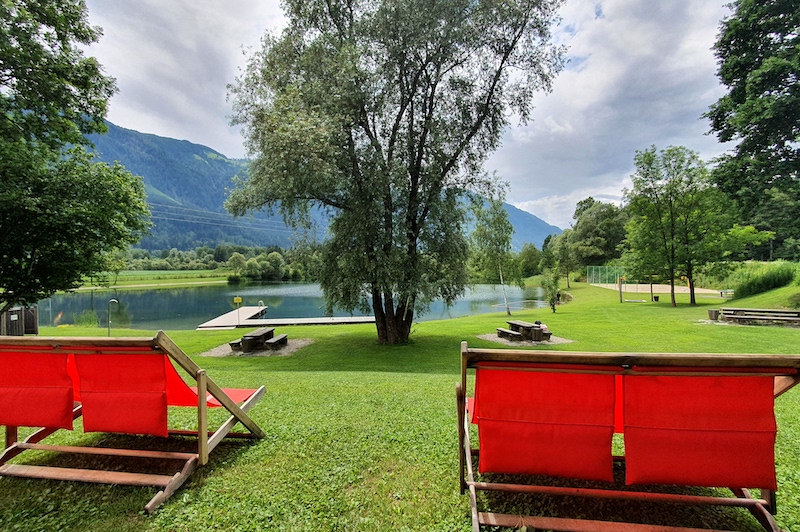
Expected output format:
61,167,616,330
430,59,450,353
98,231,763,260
476,464,766,531
0,431,258,532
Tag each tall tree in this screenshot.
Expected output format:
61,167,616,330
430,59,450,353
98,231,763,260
0,0,150,313
518,242,542,278
227,0,565,343
547,229,576,288
470,198,516,316
706,0,800,256
624,146,768,306
570,198,627,266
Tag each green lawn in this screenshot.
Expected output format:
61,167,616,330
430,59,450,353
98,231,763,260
2,283,800,531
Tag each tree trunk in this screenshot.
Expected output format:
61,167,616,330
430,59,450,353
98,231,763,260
499,262,511,316
372,288,413,344
669,268,677,307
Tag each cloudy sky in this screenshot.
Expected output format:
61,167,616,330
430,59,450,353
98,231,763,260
84,0,735,229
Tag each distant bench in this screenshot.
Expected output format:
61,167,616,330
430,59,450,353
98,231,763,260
720,307,800,326
265,333,288,348
496,327,523,341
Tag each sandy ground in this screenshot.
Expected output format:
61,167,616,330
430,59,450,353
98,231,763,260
592,283,723,295
198,338,314,357
477,333,573,347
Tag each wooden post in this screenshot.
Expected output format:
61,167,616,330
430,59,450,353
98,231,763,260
197,370,209,466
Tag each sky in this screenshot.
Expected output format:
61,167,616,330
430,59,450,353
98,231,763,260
84,0,735,230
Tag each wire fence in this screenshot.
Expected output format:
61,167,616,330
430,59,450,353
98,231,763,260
586,266,626,285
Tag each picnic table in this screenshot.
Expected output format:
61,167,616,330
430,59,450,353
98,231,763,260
506,320,543,341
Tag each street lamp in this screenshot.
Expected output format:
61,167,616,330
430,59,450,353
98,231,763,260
107,298,119,337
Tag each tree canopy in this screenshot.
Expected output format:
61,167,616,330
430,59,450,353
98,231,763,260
706,0,800,258
623,146,769,306
470,197,517,315
227,0,565,343
569,197,627,266
0,0,150,313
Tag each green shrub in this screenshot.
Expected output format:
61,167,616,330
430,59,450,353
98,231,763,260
731,261,798,299
73,310,99,327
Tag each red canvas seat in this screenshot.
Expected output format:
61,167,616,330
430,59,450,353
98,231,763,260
0,332,266,513
624,370,779,490
0,347,75,430
473,362,616,481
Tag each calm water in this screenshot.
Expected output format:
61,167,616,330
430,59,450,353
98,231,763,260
37,283,546,330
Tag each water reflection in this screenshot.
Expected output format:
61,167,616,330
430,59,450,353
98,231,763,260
38,283,545,330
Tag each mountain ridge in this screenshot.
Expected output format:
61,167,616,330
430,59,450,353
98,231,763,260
88,122,562,250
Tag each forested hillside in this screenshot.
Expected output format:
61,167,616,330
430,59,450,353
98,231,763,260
88,122,561,250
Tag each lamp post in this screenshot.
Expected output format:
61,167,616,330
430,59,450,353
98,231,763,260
107,298,119,337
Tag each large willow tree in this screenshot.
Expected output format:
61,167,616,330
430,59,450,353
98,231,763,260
227,0,564,343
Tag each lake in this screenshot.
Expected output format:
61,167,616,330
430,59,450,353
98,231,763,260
38,283,547,330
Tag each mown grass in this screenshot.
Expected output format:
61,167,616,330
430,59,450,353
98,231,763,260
2,283,800,531
81,270,231,290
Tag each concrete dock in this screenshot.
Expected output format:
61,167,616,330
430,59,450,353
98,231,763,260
196,306,375,330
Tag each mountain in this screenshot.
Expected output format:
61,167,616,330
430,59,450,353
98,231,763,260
87,122,561,250
503,202,562,251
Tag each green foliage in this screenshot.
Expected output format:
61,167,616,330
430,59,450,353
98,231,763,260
73,310,100,328
0,1,150,314
727,261,798,299
469,197,520,314
542,267,560,312
570,197,628,266
623,145,763,305
0,0,115,148
706,0,800,259
227,0,565,343
0,146,150,313
787,292,800,309
518,243,543,277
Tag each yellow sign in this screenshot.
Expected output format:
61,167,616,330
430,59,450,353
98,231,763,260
233,296,243,304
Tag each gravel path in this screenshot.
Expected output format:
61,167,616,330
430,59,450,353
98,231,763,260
477,333,573,347
198,338,314,357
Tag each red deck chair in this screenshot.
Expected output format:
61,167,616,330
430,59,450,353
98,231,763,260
0,331,265,513
457,342,800,532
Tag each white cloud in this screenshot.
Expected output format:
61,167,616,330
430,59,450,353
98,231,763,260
488,0,734,227
82,0,735,226
85,0,286,158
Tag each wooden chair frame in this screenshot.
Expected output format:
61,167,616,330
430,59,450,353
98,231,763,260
458,342,800,532
0,331,265,513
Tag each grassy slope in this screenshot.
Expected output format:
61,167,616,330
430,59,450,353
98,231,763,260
2,283,800,531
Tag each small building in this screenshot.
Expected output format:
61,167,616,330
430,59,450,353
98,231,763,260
0,306,39,336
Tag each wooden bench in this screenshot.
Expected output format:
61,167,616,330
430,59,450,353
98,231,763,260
720,307,800,325
0,331,266,513
265,333,288,348
240,327,275,352
496,327,523,341
457,342,800,531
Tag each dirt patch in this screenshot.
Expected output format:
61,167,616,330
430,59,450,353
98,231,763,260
198,338,315,357
477,333,574,347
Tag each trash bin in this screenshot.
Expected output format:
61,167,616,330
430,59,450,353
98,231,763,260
708,309,719,321
653,296,659,302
